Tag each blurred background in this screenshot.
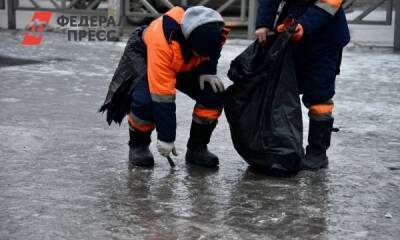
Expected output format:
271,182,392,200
1,0,399,49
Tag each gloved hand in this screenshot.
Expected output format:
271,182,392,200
276,18,304,42
199,74,225,93
157,140,178,157
255,27,270,46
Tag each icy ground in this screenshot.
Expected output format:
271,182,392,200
0,30,399,240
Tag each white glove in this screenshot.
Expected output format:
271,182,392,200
156,140,178,157
199,74,225,93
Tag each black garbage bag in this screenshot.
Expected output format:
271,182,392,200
99,26,147,125
224,30,304,175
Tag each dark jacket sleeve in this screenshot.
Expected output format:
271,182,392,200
256,0,282,30
153,102,176,142
297,5,334,35
297,0,343,35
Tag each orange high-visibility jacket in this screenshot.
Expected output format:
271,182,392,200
142,6,228,142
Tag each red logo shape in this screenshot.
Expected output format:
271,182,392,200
21,11,53,46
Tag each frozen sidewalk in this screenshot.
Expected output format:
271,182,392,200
0,30,399,240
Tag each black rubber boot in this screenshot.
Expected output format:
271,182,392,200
301,118,338,171
185,121,219,168
129,129,154,167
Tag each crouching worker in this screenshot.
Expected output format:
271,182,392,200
255,0,350,170
126,6,228,168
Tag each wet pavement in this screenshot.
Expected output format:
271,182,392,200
0,30,399,240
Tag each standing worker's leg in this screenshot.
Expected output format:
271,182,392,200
303,100,337,170
176,72,224,168
128,76,156,167
299,47,343,170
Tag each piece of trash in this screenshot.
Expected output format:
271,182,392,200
385,213,392,219
166,156,175,168
388,167,400,171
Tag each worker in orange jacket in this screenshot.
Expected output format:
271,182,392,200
125,6,228,168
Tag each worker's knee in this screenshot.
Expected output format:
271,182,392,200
306,100,334,121
195,90,224,109
192,103,223,125
128,112,155,132
300,73,336,105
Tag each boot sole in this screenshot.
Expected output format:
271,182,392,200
185,158,219,168
128,160,154,168
300,161,328,171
